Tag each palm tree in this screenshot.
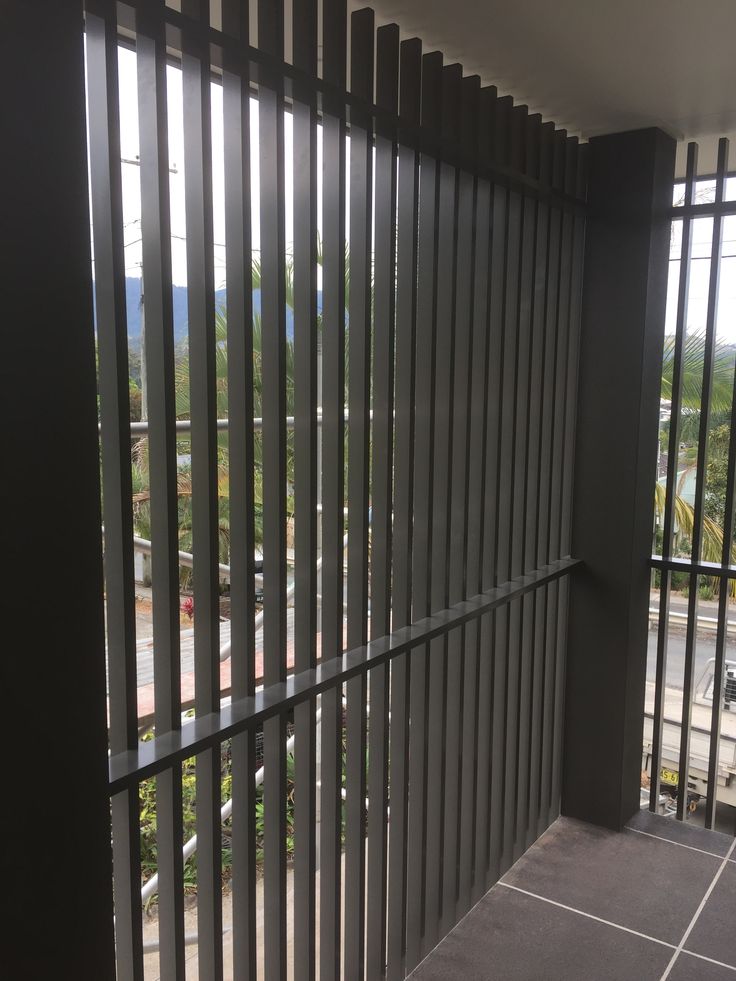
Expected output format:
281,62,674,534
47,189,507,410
656,330,736,595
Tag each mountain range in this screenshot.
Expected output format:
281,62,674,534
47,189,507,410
115,277,315,349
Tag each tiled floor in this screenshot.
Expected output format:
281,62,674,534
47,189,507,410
410,811,736,980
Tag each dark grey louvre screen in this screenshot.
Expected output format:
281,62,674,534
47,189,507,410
86,0,586,977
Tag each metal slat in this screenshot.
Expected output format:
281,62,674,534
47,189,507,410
525,122,554,847
549,138,580,820
649,143,697,813
180,4,223,974
319,4,348,978
344,10,374,978
291,0,318,974
221,1,257,975
469,86,497,903
560,144,586,561
447,73,480,927
386,36,421,981
135,4,186,974
257,2,288,976
426,61,461,950
366,22,399,981
547,137,576,575
405,48,442,973
498,106,525,876
537,131,566,835
85,4,143,974
543,132,573,827
512,113,541,862
677,137,729,821
484,95,512,887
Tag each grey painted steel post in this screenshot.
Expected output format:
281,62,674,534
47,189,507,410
562,127,675,831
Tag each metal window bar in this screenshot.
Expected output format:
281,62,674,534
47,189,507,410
134,3,187,974
676,138,728,822
469,84,498,903
366,21,399,981
426,61,461,948
344,10,374,978
220,2,258,975
291,0,319,977
385,35,421,981
318,3,348,979
523,118,553,853
649,144,698,814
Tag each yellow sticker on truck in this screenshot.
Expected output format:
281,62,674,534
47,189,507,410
660,766,679,786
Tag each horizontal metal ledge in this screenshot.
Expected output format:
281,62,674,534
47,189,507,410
650,555,736,579
108,555,580,793
669,201,736,220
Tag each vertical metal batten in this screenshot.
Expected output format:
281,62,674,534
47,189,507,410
291,0,318,973
405,48,442,972
344,9,374,978
221,0,257,974
484,95,512,886
545,132,574,825
443,75,480,929
498,106,525,875
649,143,697,814
319,3,348,978
257,1,288,976
538,132,566,834
436,61,465,939
181,4,223,974
135,4,186,973
469,85,497,902
455,75,481,920
525,121,554,848
366,22,399,981
512,112,540,861
426,61,461,950
677,137,729,821
386,36,421,981
550,138,580,821
85,2,143,974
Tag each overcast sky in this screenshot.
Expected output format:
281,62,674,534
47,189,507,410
110,46,736,344
115,44,303,289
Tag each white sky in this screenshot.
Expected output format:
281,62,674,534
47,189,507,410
116,45,304,288
666,188,736,344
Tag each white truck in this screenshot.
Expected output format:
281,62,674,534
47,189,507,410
642,658,736,813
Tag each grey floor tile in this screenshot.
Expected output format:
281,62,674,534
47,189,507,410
685,862,736,968
667,952,736,980
627,809,734,858
502,816,720,945
409,885,672,981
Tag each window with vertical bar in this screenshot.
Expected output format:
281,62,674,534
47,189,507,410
647,138,736,836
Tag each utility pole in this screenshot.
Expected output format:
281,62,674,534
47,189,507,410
121,155,177,422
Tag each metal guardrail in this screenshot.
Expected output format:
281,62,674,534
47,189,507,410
649,607,736,633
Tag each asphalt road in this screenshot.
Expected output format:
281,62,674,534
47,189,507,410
646,589,736,689
645,626,720,689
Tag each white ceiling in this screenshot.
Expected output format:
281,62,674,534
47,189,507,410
358,0,736,173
